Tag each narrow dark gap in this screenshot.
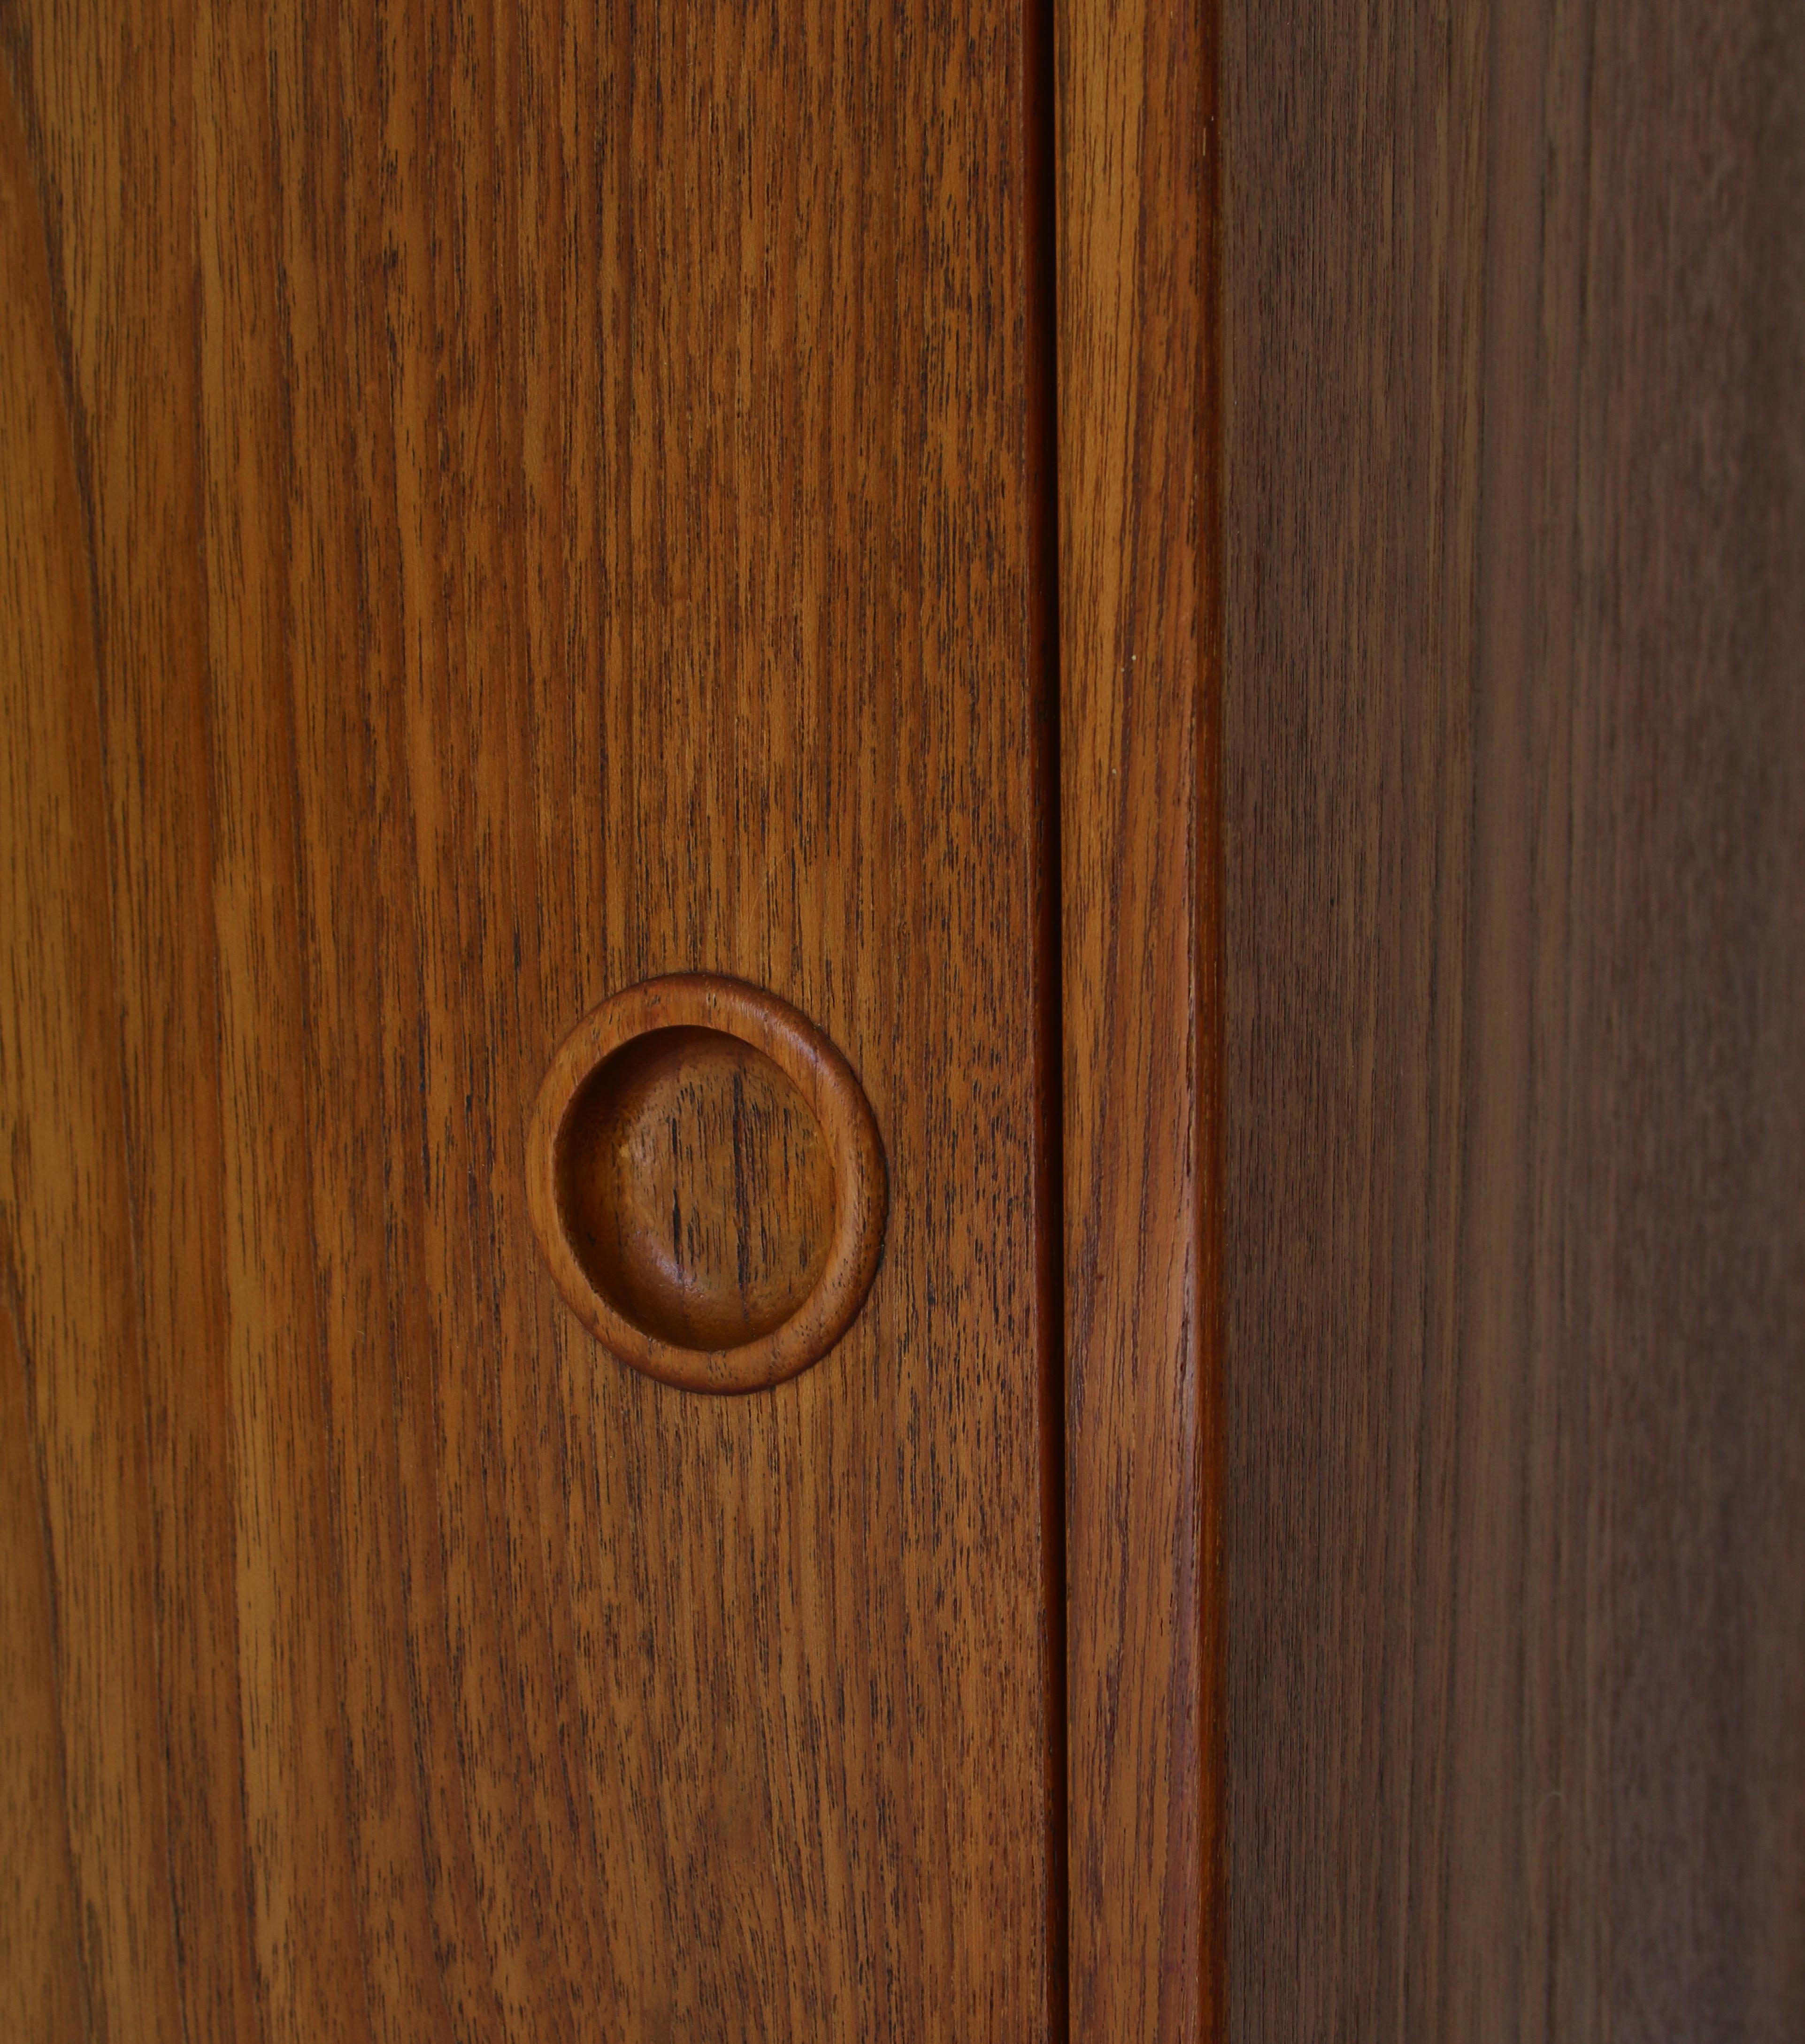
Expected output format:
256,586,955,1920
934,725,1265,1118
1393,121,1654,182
1021,0,1068,2036
1196,5,1226,2030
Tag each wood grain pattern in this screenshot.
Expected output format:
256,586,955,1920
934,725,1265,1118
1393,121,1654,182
0,3,1060,2036
1224,0,1805,2033
1058,0,1220,2037
1,84,184,2038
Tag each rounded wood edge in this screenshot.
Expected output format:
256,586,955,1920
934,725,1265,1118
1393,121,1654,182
525,974,888,1394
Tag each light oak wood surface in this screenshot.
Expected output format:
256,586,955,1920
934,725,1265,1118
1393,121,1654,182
0,5,1062,2037
1224,0,1805,2034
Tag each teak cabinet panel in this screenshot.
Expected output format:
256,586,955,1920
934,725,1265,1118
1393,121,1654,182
0,3,1069,2036
6,0,1804,2038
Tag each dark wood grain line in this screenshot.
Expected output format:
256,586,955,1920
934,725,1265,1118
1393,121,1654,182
1023,0,1070,2035
1195,4,1225,2029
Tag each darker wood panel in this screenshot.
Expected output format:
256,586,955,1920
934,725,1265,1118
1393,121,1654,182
2,2,1058,2039
1022,0,1068,2025
1224,0,1805,2036
1058,0,1219,2039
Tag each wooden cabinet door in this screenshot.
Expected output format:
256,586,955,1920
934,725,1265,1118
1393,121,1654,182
0,5,1088,2036
7,0,1801,2039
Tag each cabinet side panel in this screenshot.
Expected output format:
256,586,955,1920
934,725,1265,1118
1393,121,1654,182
1224,0,1805,2033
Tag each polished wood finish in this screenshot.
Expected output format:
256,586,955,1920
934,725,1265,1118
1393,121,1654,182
527,975,887,1393
1058,0,1220,2038
0,5,1059,2037
1224,0,1805,2033
2,99,163,2036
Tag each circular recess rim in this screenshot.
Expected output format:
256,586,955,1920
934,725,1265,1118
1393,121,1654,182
525,972,887,1394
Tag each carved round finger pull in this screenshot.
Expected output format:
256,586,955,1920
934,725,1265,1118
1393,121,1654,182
526,975,887,1393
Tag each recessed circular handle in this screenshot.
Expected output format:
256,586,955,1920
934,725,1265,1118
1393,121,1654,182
526,974,887,1393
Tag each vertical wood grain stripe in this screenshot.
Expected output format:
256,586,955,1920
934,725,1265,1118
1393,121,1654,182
1222,0,1805,2033
1,1,1060,2033
1058,0,1222,2035
0,67,183,2039
1023,0,1070,2036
